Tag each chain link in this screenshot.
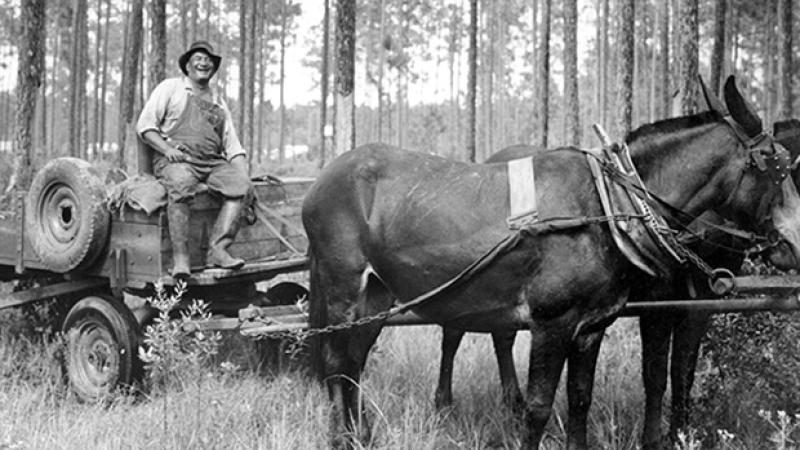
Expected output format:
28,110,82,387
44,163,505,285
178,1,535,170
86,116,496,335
247,308,397,357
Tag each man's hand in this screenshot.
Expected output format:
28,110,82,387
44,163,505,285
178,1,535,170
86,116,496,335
165,144,188,163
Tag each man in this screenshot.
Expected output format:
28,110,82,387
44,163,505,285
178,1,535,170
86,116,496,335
137,41,251,278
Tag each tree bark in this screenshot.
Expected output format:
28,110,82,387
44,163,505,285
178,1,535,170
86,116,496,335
660,0,670,118
319,0,331,168
245,0,257,159
256,0,265,165
535,0,551,149
466,0,478,162
8,0,46,193
99,0,110,156
710,0,726,96
69,0,87,157
117,0,143,171
92,0,102,154
148,0,167,91
616,0,634,136
763,1,776,125
334,0,356,155
181,0,189,49
679,0,698,115
778,0,794,120
238,0,247,133
563,0,580,145
279,0,288,165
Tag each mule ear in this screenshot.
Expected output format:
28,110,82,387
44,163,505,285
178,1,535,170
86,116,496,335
723,75,763,137
699,75,726,114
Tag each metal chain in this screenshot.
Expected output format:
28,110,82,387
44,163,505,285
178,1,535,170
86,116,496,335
247,308,398,357
656,226,716,278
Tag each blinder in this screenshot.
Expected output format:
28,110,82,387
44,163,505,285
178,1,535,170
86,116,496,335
721,115,792,225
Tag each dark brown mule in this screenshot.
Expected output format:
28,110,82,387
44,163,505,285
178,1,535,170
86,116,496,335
302,76,800,449
639,117,800,450
434,119,800,447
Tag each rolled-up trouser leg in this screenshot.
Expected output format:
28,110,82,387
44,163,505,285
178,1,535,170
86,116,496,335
167,201,192,278
206,199,245,269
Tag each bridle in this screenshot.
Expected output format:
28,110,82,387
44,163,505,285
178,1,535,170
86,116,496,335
717,116,792,229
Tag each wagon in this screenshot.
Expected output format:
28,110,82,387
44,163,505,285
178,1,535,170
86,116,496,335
0,155,312,400
2,156,800,401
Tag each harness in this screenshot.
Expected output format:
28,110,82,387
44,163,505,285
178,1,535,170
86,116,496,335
268,119,795,346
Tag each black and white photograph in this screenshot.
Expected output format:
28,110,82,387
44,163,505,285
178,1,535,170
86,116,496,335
0,0,799,448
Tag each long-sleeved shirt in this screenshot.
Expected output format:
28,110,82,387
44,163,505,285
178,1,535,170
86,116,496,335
136,76,245,160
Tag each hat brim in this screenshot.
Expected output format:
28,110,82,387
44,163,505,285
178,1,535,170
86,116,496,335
178,49,221,76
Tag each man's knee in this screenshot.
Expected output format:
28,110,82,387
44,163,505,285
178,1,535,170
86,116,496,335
157,163,200,202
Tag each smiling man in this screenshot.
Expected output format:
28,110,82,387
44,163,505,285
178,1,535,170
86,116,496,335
136,41,252,278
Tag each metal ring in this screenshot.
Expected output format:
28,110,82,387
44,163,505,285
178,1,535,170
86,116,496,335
708,268,736,296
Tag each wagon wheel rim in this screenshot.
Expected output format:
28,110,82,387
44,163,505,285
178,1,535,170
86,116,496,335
39,182,81,246
68,319,121,398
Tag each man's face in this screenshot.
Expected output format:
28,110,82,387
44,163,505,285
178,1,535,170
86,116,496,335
185,51,216,84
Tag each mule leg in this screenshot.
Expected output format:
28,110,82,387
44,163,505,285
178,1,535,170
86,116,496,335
524,325,569,449
639,312,674,450
565,330,604,450
668,313,710,441
491,331,524,412
435,327,465,409
310,250,393,448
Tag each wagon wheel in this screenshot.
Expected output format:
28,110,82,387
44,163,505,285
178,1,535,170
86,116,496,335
26,157,110,273
256,282,310,374
62,295,142,402
265,281,309,306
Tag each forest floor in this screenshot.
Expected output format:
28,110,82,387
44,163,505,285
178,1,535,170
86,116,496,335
0,308,794,450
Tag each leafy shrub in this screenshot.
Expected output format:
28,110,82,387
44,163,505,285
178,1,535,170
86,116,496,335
694,311,800,447
138,281,222,392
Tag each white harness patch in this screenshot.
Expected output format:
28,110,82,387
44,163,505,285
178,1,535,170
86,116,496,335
507,156,537,218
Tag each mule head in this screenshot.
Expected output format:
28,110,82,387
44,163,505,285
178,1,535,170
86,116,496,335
716,77,800,269
758,119,800,270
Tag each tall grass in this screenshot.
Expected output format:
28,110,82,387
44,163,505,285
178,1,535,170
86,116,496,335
0,306,796,449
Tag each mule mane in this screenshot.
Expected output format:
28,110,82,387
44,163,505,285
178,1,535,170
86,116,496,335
625,110,723,144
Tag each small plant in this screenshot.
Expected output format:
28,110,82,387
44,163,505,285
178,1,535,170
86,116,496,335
759,410,800,449
138,280,222,392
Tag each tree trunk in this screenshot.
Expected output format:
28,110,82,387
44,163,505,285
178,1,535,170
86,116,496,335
48,18,61,158
319,0,331,169
600,0,609,129
149,0,167,91
563,0,580,146
679,0,698,115
238,0,247,133
181,0,189,49
117,0,143,171
535,0,550,149
279,0,288,166
660,0,670,118
246,0,257,159
256,0,265,165
92,0,102,154
778,0,794,120
99,0,110,156
8,0,46,193
649,4,658,122
466,0,478,162
69,0,87,158
334,0,356,155
763,1,776,125
377,0,385,143
616,0,634,136
710,0,726,96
